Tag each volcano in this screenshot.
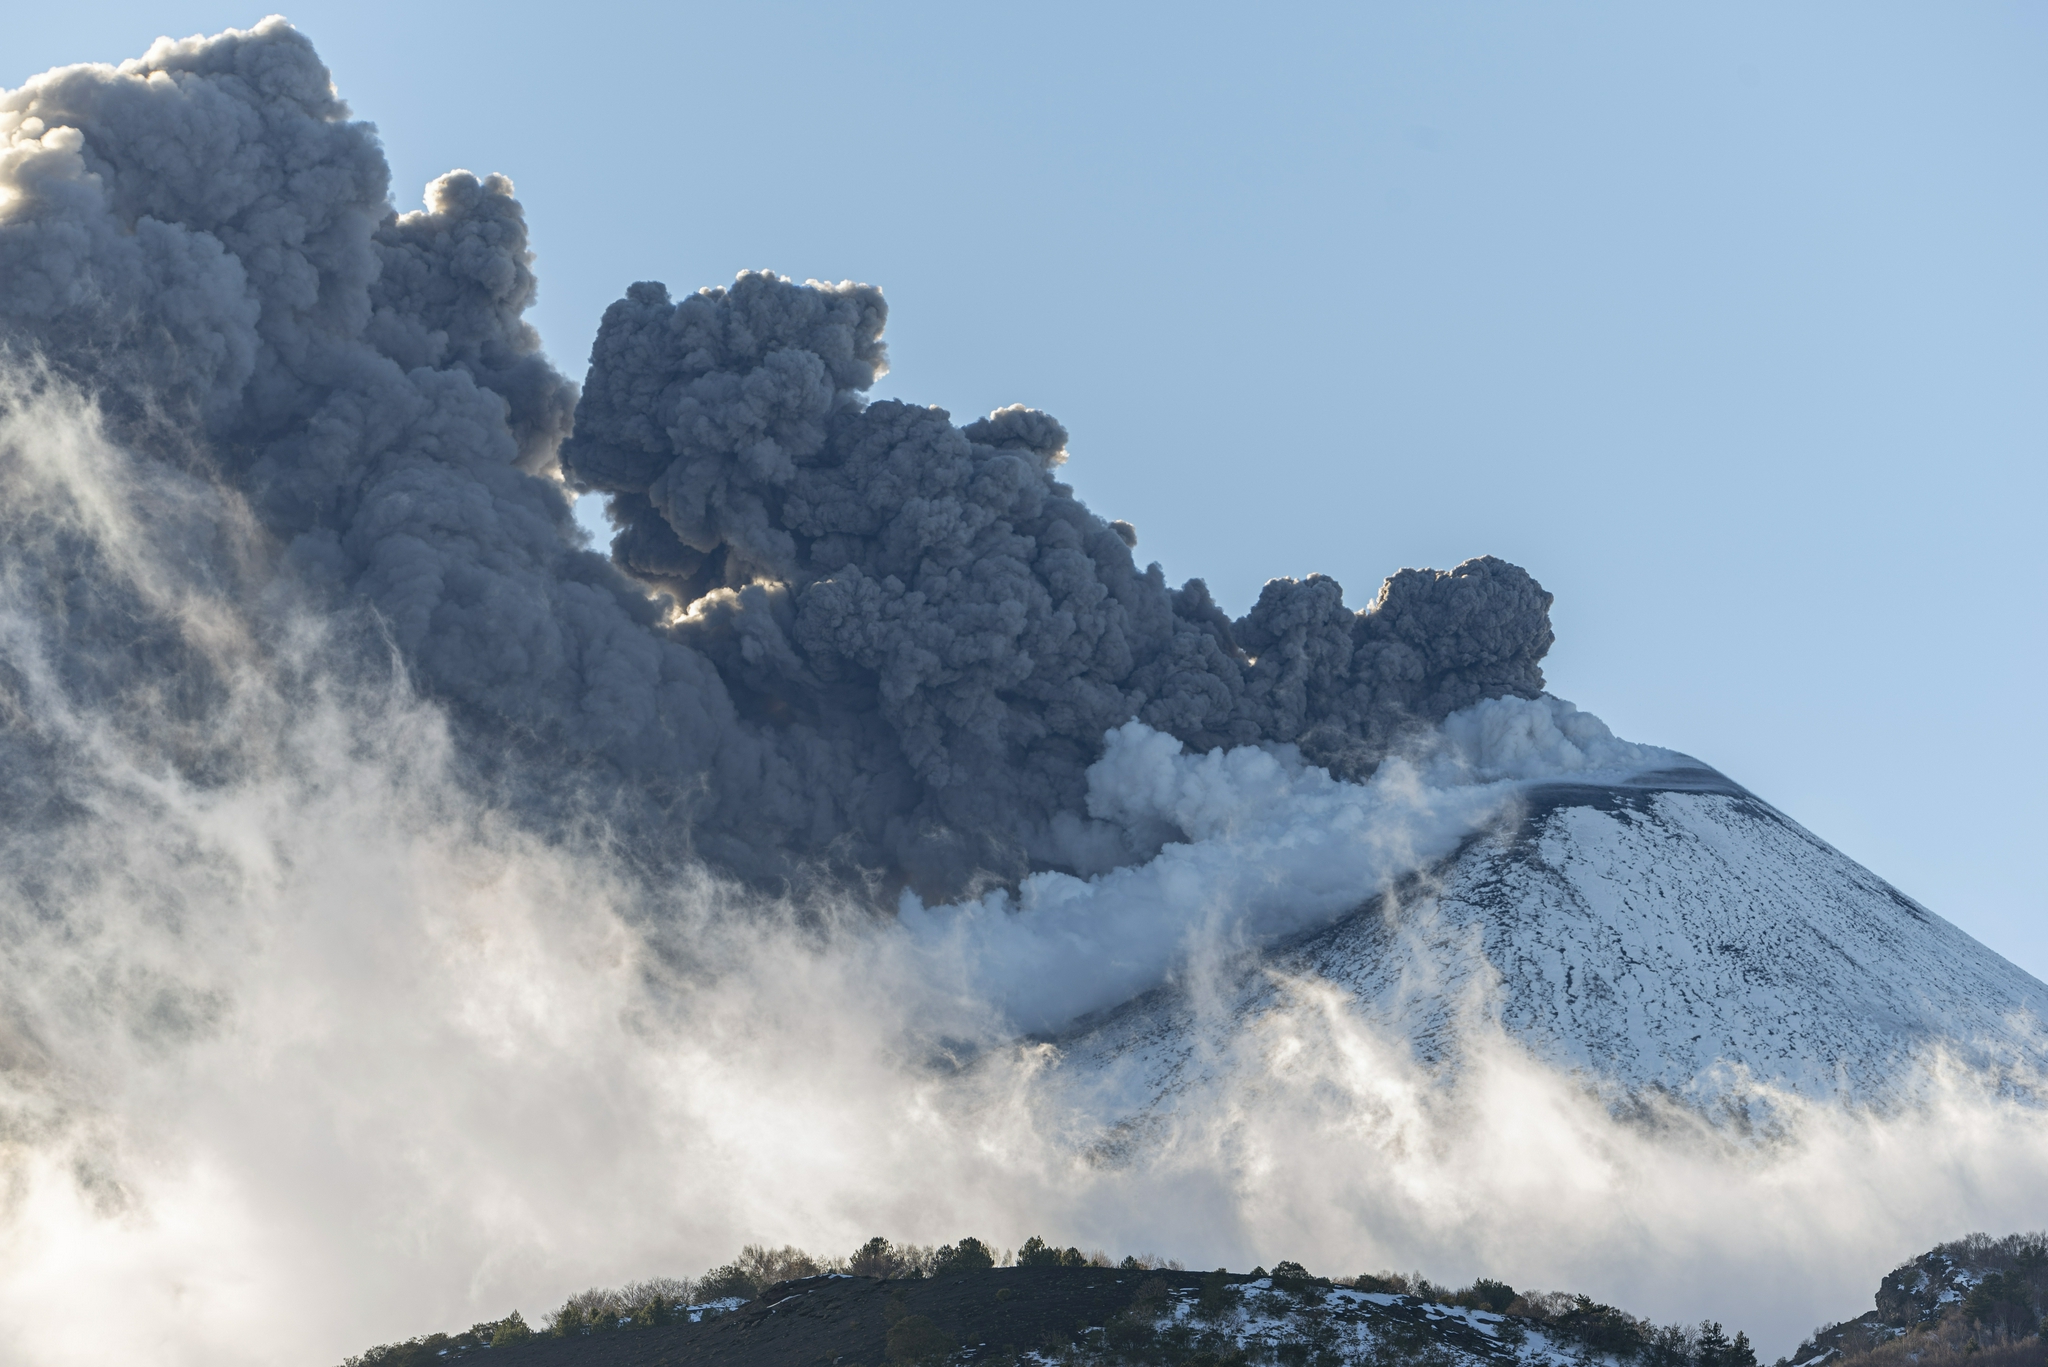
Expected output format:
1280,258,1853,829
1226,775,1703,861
1048,753,2048,1122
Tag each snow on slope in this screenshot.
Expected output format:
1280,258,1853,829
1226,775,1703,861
1144,1278,1590,1367
1041,756,2048,1117
903,695,1682,1035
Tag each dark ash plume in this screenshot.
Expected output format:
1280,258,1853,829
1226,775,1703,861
0,19,1553,899
562,276,1554,886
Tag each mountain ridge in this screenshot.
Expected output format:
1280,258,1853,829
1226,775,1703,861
336,1230,2048,1367
1044,757,2048,1127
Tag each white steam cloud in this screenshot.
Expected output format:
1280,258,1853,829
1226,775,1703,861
902,697,1670,1031
1,374,2044,1367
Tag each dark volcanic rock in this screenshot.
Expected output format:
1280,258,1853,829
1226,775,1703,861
476,1267,1223,1366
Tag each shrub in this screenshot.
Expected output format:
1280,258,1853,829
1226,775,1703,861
1507,1289,1581,1321
695,1263,756,1303
620,1275,692,1307
488,1311,532,1346
735,1243,823,1293
1350,1270,1450,1302
627,1293,675,1328
885,1313,956,1364
1456,1278,1517,1314
1196,1270,1239,1321
1549,1296,1648,1358
1014,1234,1136,1269
343,1334,455,1367
1106,1313,1159,1357
1130,1276,1173,1317
1270,1262,1329,1296
1965,1274,2040,1339
1117,1252,1181,1271
848,1242,943,1279
1824,1309,2042,1367
546,1296,595,1337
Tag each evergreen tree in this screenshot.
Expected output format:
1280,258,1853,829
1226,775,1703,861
488,1310,532,1346
932,1237,996,1275
1195,1270,1239,1320
1016,1236,1061,1267
850,1236,899,1277
1643,1322,1693,1367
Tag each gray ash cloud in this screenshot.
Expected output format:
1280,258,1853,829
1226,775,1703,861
0,18,1553,899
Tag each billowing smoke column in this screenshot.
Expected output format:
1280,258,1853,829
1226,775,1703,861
564,280,1555,889
0,18,1552,896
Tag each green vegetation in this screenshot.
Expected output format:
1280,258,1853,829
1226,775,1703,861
935,1236,998,1275
1787,1232,2047,1367
337,1228,2048,1367
339,1313,528,1366
1463,1279,1517,1314
1018,1234,1125,1269
1196,1269,1240,1320
885,1312,956,1363
341,1233,1763,1367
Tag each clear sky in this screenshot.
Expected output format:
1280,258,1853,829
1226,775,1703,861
12,3,2045,978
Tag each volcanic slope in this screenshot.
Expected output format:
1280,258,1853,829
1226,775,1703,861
1050,756,2048,1119
348,1266,1665,1367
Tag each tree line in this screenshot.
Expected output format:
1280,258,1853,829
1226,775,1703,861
341,1235,1739,1367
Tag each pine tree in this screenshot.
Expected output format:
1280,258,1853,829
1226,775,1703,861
932,1237,996,1276
489,1311,532,1346
851,1236,899,1277
1016,1236,1060,1267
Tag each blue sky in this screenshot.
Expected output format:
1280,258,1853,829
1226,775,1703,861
14,3,2046,976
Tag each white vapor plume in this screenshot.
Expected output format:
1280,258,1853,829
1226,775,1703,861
0,376,2044,1367
901,697,1670,1031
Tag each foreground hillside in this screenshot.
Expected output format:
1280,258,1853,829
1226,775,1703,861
342,1239,1756,1367
362,1268,1723,1367
1788,1232,2046,1367
342,1231,2046,1367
